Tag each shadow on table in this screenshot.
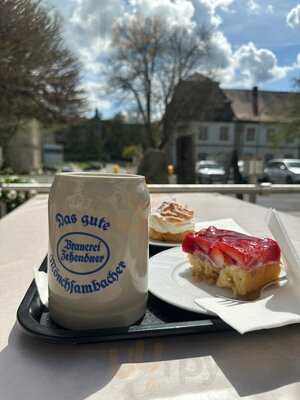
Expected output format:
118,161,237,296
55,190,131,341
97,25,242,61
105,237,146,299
0,323,121,400
1,322,300,399
159,325,300,398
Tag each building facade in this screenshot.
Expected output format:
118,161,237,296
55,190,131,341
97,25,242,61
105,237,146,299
172,120,299,164
166,75,300,167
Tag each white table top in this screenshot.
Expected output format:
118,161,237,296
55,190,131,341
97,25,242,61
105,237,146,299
1,193,300,400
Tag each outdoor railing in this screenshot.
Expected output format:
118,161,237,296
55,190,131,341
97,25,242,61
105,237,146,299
1,182,300,203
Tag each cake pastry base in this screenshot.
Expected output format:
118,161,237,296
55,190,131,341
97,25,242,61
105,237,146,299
188,254,281,297
149,228,191,243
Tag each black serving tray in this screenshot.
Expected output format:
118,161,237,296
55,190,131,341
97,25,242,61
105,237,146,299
17,253,231,344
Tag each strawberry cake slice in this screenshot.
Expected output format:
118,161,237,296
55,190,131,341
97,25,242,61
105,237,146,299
182,226,281,297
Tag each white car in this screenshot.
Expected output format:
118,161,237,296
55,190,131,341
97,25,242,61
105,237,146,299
195,160,226,183
264,159,300,184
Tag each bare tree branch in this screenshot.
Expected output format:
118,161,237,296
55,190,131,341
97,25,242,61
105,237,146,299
0,0,86,147
104,15,212,149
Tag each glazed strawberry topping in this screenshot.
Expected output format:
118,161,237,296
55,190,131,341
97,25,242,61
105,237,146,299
182,226,281,269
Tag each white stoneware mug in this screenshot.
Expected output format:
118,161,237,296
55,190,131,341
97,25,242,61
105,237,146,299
48,172,150,330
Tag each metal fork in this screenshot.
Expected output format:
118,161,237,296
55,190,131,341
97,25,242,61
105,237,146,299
215,276,288,303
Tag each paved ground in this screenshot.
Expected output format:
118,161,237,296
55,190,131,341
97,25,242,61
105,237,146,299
256,193,300,217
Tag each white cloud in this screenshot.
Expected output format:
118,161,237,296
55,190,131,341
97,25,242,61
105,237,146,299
232,42,294,86
70,0,124,43
287,4,300,29
192,0,234,29
246,0,261,15
128,0,195,28
80,81,114,115
62,0,299,114
67,0,237,114
267,4,274,14
210,31,233,68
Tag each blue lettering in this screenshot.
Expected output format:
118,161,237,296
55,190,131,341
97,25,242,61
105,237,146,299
74,284,81,294
56,213,64,228
90,216,98,227
80,215,110,231
81,215,89,227
55,213,78,228
81,284,93,293
65,215,72,225
92,280,101,291
116,266,123,274
100,279,109,289
49,259,127,295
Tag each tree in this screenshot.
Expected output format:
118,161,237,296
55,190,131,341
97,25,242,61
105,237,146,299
0,0,85,148
62,116,103,162
102,113,146,161
282,79,300,147
106,15,211,149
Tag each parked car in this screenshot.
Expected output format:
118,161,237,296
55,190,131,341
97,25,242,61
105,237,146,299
60,164,75,173
263,159,300,184
195,160,226,183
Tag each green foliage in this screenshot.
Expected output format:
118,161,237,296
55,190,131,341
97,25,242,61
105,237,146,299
102,114,145,161
122,145,141,160
0,175,36,213
283,79,300,143
269,124,300,149
62,117,104,162
52,112,145,162
267,125,286,148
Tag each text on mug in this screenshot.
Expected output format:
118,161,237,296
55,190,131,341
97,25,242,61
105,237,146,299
56,213,110,231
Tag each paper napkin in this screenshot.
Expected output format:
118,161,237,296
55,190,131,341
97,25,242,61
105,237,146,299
195,210,300,334
33,264,48,307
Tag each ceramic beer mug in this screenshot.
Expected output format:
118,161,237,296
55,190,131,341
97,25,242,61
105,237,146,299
48,173,150,330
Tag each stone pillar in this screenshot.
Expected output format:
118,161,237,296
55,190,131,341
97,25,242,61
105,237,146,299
6,119,42,174
137,148,169,184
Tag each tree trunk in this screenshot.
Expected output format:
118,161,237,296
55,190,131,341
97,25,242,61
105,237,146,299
159,115,172,150
145,123,155,149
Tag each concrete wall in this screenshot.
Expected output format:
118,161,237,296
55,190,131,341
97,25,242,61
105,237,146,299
6,119,42,173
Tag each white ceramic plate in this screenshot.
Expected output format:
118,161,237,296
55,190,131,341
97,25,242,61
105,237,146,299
149,246,219,315
149,219,287,315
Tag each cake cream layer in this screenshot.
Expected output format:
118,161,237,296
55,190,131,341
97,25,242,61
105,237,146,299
149,213,194,234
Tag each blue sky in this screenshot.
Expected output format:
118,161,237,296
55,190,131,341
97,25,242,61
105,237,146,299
45,0,300,117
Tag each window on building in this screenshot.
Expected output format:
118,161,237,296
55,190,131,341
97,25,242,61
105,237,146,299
246,127,256,142
219,126,229,141
198,126,208,141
